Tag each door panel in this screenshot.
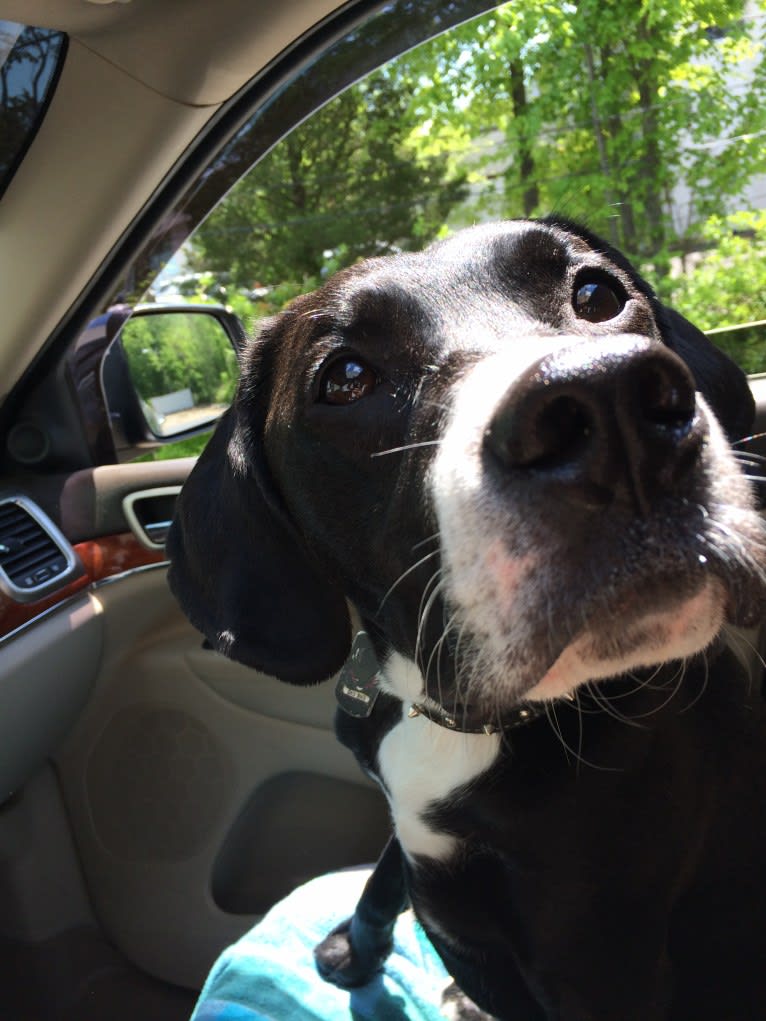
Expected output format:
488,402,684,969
0,592,102,797
53,565,389,989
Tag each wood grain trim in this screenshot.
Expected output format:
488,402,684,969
0,532,166,640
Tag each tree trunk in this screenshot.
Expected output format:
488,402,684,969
583,42,621,249
509,56,540,216
633,15,667,269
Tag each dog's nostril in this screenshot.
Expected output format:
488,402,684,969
522,395,593,470
635,362,695,435
485,386,596,473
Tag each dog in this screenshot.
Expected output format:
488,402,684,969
167,218,766,1020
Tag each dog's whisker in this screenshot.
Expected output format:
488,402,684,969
452,618,474,717
640,663,668,689
673,659,689,703
448,614,478,709
731,443,766,455
371,440,441,458
620,661,688,722
378,548,441,613
574,690,585,769
722,623,766,675
425,607,458,711
427,587,449,710
584,682,647,729
589,667,665,703
412,532,442,552
697,514,766,575
568,668,666,724
544,701,623,773
413,571,442,678
415,574,445,682
543,703,571,768
702,523,766,590
731,431,766,448
679,652,710,715
732,446,765,475
730,449,766,466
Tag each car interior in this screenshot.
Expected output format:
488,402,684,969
1,0,765,1018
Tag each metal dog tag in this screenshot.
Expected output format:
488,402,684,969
335,630,381,718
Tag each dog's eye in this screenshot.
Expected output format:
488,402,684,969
573,279,624,323
318,357,377,405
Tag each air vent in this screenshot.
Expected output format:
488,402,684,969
0,497,82,603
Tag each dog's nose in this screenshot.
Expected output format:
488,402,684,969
484,336,704,513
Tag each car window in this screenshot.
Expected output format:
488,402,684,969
107,0,766,461
0,21,66,199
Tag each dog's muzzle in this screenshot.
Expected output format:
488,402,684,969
483,336,704,517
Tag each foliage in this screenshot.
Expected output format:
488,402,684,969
121,311,238,407
396,0,766,274
667,211,766,372
184,0,766,304
189,73,468,292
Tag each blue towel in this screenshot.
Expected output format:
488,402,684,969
190,869,453,1021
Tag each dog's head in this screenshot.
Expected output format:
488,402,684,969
167,218,766,712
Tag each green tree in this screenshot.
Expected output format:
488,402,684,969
668,210,766,372
394,0,766,272
189,73,468,295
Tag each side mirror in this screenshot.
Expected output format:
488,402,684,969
101,304,246,459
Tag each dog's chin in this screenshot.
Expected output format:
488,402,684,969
520,578,726,702
440,576,727,711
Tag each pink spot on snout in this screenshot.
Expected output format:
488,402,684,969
484,542,536,610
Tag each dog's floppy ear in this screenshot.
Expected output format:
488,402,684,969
166,390,352,686
660,305,754,442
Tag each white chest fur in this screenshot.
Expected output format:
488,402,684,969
377,652,501,862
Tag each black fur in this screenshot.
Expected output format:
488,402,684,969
167,219,766,1020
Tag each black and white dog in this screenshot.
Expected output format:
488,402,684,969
167,219,766,1020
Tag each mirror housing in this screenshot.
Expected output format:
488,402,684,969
101,304,246,461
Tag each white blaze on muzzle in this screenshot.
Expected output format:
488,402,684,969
429,342,748,703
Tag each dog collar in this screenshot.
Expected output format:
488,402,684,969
335,631,548,734
406,695,547,735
